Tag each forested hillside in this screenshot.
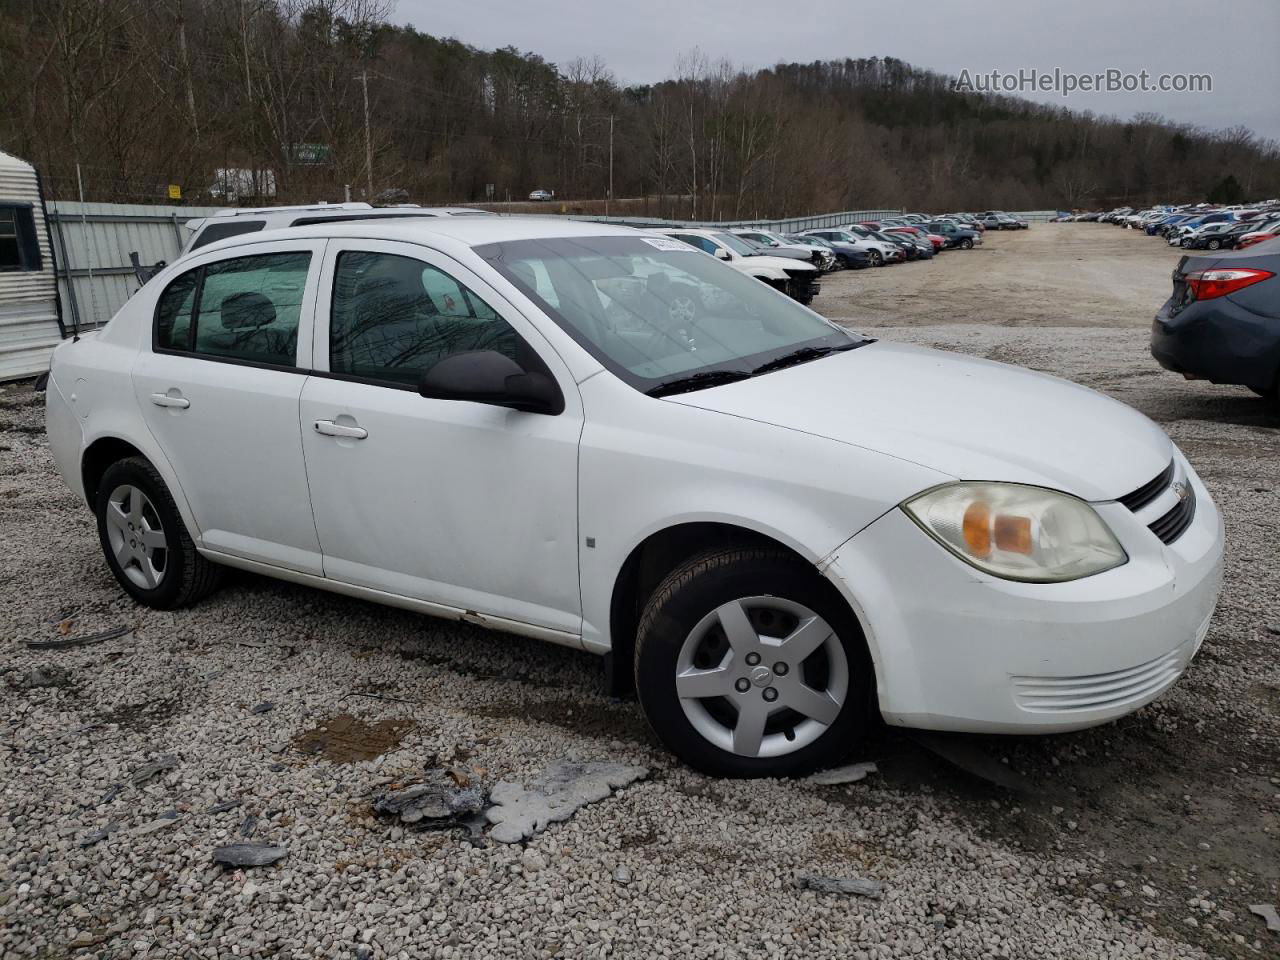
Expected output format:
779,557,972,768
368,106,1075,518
2,0,1276,216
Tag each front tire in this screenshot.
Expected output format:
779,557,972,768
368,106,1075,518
867,250,883,267
634,547,873,777
95,457,222,609
960,237,974,249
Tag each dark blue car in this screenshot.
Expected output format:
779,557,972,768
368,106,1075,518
1152,237,1280,404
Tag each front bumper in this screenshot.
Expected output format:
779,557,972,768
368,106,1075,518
821,453,1224,733
784,277,821,301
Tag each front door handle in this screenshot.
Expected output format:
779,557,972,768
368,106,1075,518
150,392,190,409
314,419,368,440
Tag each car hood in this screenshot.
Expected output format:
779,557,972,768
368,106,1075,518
668,341,1172,502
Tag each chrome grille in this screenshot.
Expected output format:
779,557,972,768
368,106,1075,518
1150,485,1196,544
1117,461,1174,512
1116,459,1195,545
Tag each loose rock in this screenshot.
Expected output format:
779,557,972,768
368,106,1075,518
212,843,289,868
798,874,884,898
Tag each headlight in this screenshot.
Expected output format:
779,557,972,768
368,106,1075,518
903,482,1127,583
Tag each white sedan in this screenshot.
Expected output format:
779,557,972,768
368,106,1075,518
43,216,1223,777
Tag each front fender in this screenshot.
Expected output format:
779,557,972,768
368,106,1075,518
575,373,948,651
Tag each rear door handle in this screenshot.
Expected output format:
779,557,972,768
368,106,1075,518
314,419,368,440
150,392,190,409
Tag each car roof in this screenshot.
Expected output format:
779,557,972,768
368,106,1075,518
195,215,650,257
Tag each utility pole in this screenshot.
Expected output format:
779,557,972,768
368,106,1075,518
359,70,373,200
606,114,614,217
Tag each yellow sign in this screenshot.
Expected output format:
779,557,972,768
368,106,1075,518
167,184,182,200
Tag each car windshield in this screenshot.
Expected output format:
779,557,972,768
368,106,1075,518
474,235,868,394
713,233,758,256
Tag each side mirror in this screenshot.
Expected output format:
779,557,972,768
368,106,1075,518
714,247,732,260
418,350,564,415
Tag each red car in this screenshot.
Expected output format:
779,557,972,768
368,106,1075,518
887,225,945,251
1237,220,1280,250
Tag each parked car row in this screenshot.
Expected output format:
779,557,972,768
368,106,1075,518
652,212,1006,309
1060,202,1280,251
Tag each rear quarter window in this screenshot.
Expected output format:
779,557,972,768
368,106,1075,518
189,220,266,251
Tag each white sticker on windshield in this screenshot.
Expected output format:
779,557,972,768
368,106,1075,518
642,237,695,252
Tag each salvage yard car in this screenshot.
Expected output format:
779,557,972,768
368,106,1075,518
660,227,820,304
44,216,1224,778
1152,237,1280,406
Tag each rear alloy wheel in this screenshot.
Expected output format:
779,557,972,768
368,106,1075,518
634,547,872,777
95,457,222,609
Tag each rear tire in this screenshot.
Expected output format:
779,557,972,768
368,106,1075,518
95,457,222,609
633,547,874,778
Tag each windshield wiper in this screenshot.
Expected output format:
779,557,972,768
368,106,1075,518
645,369,753,398
750,341,864,376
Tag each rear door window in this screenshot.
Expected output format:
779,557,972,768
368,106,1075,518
154,252,311,367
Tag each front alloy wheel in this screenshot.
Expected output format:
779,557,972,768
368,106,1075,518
867,250,883,267
675,597,848,758
634,547,872,777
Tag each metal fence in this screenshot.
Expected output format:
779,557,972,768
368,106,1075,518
46,201,225,330
576,209,906,232
42,203,1064,331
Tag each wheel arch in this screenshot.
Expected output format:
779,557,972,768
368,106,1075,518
79,430,202,544
81,436,147,506
605,520,871,698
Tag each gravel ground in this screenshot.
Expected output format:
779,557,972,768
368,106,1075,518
1,224,1278,959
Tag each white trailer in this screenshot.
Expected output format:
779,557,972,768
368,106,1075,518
0,149,61,381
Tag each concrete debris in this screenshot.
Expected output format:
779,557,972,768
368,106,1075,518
129,755,179,786
1249,904,1280,933
806,761,878,785
24,625,130,650
371,773,487,831
212,843,289,868
77,823,120,847
485,761,648,844
131,816,180,836
798,874,884,898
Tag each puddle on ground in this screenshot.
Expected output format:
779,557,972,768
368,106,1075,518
292,713,414,763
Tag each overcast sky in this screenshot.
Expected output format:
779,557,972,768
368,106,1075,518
395,0,1279,141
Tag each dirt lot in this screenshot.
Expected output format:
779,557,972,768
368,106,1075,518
1,223,1278,959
